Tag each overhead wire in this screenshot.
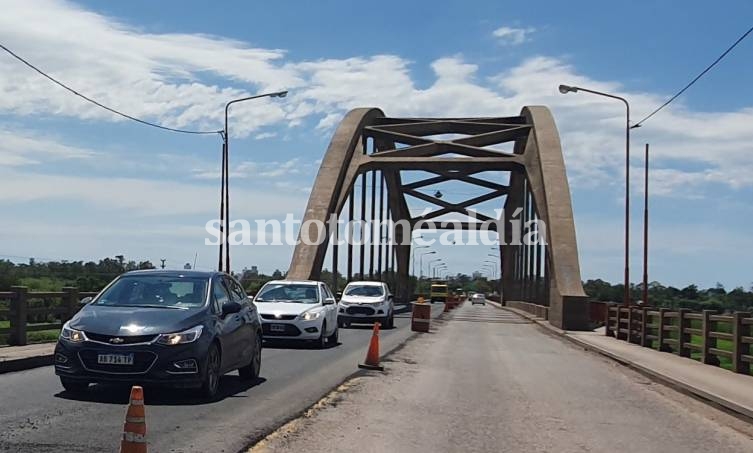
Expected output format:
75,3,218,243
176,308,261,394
0,42,221,135
634,25,753,127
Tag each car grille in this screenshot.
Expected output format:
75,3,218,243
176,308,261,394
262,323,302,337
85,332,157,344
260,314,297,321
78,350,157,374
346,306,376,316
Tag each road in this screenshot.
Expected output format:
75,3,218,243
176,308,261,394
254,302,753,453
0,303,443,453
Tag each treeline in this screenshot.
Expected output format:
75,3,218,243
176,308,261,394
0,257,155,291
584,279,753,312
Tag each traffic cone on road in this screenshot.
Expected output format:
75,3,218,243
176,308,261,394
358,322,384,371
120,385,147,453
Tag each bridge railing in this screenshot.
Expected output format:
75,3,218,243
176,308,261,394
0,286,99,346
506,301,549,320
605,305,753,375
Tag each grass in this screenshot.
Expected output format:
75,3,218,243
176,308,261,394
0,319,60,345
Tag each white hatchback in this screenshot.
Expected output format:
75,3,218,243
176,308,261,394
471,293,486,305
253,280,339,348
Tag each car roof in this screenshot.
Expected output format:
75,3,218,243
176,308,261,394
344,281,384,286
263,279,323,285
122,269,222,278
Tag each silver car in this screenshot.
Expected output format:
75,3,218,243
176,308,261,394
471,293,486,305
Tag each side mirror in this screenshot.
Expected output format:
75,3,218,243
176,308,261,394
222,301,243,316
80,296,93,305
324,297,336,305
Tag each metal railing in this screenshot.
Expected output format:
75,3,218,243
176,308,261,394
0,286,99,346
606,305,753,375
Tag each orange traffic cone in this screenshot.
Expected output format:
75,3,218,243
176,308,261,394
120,385,147,453
358,322,384,371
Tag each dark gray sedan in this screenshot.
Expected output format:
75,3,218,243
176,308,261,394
54,270,262,398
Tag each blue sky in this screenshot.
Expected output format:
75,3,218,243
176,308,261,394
0,0,752,289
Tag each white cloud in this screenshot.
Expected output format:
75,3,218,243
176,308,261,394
0,128,96,166
492,26,536,45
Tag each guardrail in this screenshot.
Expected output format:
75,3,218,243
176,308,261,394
606,305,752,375
0,286,99,346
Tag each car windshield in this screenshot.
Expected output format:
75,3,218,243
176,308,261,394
94,274,208,309
256,283,319,303
344,285,384,297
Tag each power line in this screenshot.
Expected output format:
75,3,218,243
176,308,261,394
634,25,753,128
0,43,221,135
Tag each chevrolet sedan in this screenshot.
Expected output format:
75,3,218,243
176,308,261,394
54,270,262,398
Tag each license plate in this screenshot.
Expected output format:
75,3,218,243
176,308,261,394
270,324,286,332
97,353,134,365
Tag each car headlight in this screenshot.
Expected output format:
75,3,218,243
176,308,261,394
156,325,203,345
302,311,322,321
60,322,86,343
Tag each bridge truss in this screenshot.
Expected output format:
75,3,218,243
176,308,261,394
286,107,589,330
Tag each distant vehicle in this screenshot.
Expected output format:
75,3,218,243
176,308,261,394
337,281,394,329
471,293,486,305
253,280,339,348
54,270,262,398
429,282,448,303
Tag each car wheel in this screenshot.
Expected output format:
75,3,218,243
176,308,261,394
315,322,327,349
327,326,339,345
201,343,221,399
60,378,89,393
239,334,262,380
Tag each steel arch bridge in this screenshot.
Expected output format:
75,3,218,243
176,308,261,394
286,106,589,330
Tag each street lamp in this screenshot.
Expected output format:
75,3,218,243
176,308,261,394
428,258,442,281
559,84,638,307
418,250,435,294
412,245,429,279
218,90,288,273
484,260,498,279
435,264,447,279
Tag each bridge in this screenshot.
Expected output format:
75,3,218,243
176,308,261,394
288,106,587,330
2,106,753,453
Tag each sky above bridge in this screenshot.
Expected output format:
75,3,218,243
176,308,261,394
0,0,752,289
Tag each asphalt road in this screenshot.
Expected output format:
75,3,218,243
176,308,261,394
255,302,753,453
0,303,443,453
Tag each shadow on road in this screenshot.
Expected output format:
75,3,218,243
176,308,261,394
53,376,267,406
263,339,342,350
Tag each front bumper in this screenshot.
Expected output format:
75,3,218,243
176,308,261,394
338,304,390,323
54,336,211,387
260,318,323,340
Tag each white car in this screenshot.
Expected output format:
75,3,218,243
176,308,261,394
253,280,339,348
337,281,394,329
471,293,486,305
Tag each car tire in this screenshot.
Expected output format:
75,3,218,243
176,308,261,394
60,378,89,393
238,333,262,380
315,322,327,349
327,326,339,345
200,343,221,399
383,312,394,329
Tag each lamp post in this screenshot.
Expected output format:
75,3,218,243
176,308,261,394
643,143,650,306
428,258,442,281
218,90,288,273
559,84,638,306
418,250,435,294
484,260,498,280
412,245,429,279
434,264,447,279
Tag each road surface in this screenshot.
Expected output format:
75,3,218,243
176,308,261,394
0,303,442,453
253,302,753,453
